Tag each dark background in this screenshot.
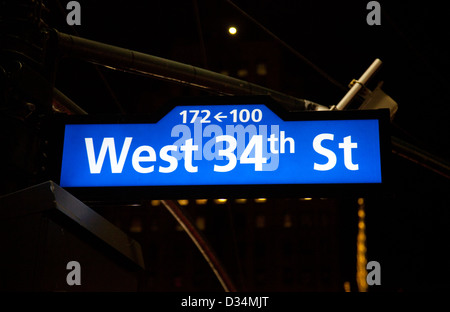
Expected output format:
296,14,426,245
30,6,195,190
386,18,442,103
2,0,450,293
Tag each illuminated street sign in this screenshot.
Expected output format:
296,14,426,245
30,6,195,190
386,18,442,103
57,97,390,198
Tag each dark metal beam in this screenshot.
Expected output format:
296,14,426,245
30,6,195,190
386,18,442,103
54,30,328,112
52,87,88,115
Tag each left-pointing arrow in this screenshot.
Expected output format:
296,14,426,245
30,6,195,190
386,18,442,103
214,112,227,122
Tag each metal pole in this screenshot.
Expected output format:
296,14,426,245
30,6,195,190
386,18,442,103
332,58,383,111
54,30,328,112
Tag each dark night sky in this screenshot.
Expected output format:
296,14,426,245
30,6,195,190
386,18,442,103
47,0,450,162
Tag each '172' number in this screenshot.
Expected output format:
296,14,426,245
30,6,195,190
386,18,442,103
180,110,211,124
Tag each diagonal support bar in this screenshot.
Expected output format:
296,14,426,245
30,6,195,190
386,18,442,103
161,199,237,292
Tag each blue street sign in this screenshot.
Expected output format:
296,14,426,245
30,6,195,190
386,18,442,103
57,97,390,198
60,97,383,199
